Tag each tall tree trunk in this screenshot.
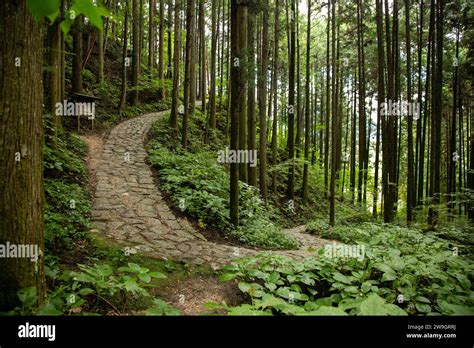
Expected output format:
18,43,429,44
72,16,84,93
382,0,397,223
302,0,311,202
247,9,257,187
182,0,196,148
357,0,366,205
271,0,280,193
295,0,301,159
199,0,206,113
238,6,247,182
119,0,130,112
167,0,173,78
324,1,330,198
169,0,181,128
258,2,269,200
230,0,240,225
0,0,46,310
98,24,104,83
418,0,434,205
430,0,443,204
329,0,337,226
287,0,296,200
406,0,414,223
350,74,357,204
158,0,165,96
209,0,218,129
148,0,156,69
46,16,62,147
131,0,140,105
415,0,423,207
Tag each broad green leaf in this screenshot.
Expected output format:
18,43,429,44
382,271,397,282
268,272,280,284
415,303,432,313
333,272,352,285
219,273,238,282
454,274,471,291
27,0,60,22
78,288,94,296
149,272,167,279
138,274,151,283
437,300,474,315
258,294,286,309
359,293,406,315
127,263,141,272
361,281,372,293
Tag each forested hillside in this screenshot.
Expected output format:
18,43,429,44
0,0,473,317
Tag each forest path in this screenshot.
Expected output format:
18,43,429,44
88,110,329,267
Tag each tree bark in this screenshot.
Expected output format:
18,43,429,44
119,0,130,112
209,0,218,129
302,0,311,202
131,0,140,105
182,0,196,148
170,0,181,128
230,0,240,225
247,9,257,187
0,0,46,310
258,0,269,201
287,0,296,200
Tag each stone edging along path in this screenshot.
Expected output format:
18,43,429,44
90,110,330,268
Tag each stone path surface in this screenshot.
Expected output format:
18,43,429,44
91,110,330,268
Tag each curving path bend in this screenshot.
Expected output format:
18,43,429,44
90,110,329,268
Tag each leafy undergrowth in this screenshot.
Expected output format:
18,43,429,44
6,247,201,316
147,115,297,250
214,223,474,315
43,117,91,253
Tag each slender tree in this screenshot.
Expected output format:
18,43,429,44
406,0,415,222
182,0,196,148
230,0,240,225
287,0,296,200
302,0,311,202
170,0,182,128
119,0,130,112
258,0,269,201
209,0,218,129
247,8,257,187
131,0,140,105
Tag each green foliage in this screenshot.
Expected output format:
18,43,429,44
43,129,88,182
27,0,60,22
216,223,474,316
61,0,110,34
43,128,90,251
44,179,91,250
5,261,175,316
147,118,297,249
145,299,181,316
27,0,109,32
